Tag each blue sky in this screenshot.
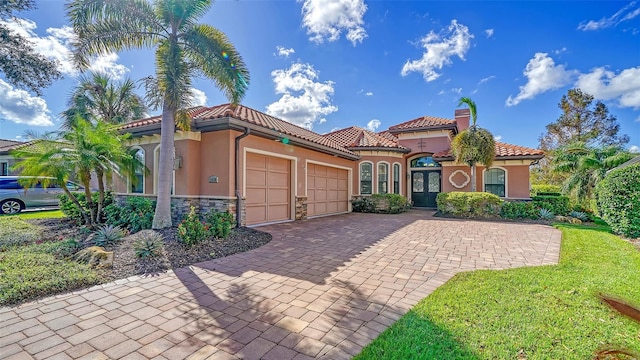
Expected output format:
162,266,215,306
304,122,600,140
1,0,639,152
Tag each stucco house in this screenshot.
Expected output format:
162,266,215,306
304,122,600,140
113,103,544,226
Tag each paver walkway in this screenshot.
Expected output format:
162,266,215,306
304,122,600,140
1,211,561,359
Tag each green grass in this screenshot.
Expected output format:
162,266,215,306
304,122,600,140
6,209,66,219
356,223,640,360
0,241,102,305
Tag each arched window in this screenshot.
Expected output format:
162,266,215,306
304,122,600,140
410,156,440,168
484,168,505,197
378,162,389,194
393,163,401,194
360,162,372,195
131,148,144,194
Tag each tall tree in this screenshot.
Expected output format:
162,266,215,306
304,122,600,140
451,97,496,192
62,72,147,129
539,88,629,150
0,0,61,95
68,0,250,229
535,88,629,186
552,142,633,204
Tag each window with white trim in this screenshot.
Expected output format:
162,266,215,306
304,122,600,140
131,148,144,193
485,168,505,197
360,162,372,195
0,162,8,176
378,163,389,194
393,163,401,194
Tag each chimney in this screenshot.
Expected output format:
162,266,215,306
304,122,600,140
455,108,470,132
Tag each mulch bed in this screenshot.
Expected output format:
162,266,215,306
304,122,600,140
27,218,272,280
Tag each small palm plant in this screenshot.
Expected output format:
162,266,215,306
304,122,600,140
539,208,554,220
93,224,126,246
133,232,164,259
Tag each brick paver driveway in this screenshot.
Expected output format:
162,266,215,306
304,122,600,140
1,211,561,359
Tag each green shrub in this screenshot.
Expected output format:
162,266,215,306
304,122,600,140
177,206,209,246
436,192,502,218
59,191,114,224
532,195,570,216
47,239,82,259
539,208,555,220
0,242,101,305
133,231,164,258
569,211,589,222
500,201,538,219
0,217,42,249
531,184,561,197
204,210,234,238
352,194,410,214
596,164,640,238
104,196,155,233
93,225,127,246
351,196,376,213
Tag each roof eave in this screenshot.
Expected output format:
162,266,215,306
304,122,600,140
434,154,545,162
197,117,361,160
387,124,457,134
348,146,411,154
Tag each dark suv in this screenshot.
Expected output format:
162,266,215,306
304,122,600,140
0,176,84,214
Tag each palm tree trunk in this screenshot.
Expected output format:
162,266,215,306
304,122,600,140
470,163,477,192
81,171,96,226
62,186,91,225
152,102,175,229
95,167,105,223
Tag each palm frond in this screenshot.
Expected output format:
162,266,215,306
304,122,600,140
458,97,477,126
183,24,250,104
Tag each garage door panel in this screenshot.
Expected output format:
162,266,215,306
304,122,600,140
307,164,349,217
246,153,291,225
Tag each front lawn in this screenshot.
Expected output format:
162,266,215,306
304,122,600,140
356,223,640,359
0,241,103,305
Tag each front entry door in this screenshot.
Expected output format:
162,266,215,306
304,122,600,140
411,170,441,207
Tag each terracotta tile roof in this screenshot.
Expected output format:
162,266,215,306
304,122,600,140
433,142,544,159
0,140,37,153
120,104,356,157
388,115,456,132
0,139,21,149
323,127,407,151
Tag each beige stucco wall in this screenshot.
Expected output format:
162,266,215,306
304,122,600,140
398,136,450,156
355,153,405,196
441,162,532,199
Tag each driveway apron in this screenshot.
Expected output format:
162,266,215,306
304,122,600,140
0,211,561,359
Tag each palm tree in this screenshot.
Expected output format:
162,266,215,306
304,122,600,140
67,0,250,229
552,142,633,204
13,116,138,227
451,97,496,192
62,72,146,129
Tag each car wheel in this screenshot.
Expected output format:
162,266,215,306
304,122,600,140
0,199,23,214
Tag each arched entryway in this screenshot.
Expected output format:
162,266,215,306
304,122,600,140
408,154,441,208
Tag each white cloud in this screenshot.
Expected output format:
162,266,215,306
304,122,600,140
401,20,474,82
629,145,639,153
319,118,327,124
366,119,381,132
575,66,640,108
494,135,502,141
189,88,207,107
451,87,462,94
554,47,568,55
330,127,341,132
0,79,54,126
365,91,373,96
505,53,577,106
578,2,640,31
300,0,368,46
484,28,494,38
437,89,446,95
275,46,295,58
266,62,338,129
479,75,496,84
1,18,129,80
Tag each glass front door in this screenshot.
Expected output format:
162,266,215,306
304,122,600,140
411,170,441,207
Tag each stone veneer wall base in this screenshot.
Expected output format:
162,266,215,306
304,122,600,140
114,194,246,226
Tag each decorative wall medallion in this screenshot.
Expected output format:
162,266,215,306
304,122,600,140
449,170,470,189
